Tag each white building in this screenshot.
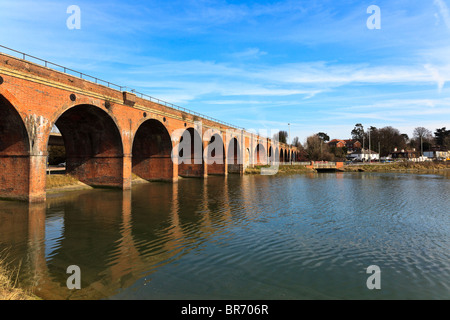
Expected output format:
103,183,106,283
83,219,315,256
348,149,380,161
423,150,450,160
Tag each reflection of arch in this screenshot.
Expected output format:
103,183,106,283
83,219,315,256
255,143,267,165
227,137,241,174
53,104,124,188
206,133,226,175
178,127,204,177
0,94,30,200
132,119,173,181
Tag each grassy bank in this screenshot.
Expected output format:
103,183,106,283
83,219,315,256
343,161,450,173
46,173,146,192
244,162,450,175
245,165,314,175
0,252,38,300
46,174,81,189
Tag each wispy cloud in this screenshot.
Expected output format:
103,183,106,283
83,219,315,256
434,0,450,30
229,48,267,60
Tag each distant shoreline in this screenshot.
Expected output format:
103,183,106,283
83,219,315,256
342,161,450,173
245,162,450,175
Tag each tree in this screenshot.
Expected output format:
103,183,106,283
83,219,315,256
434,127,450,149
317,132,330,142
412,127,433,153
275,130,288,144
351,123,365,141
292,136,302,148
306,134,334,161
413,127,432,141
377,126,407,156
329,146,347,160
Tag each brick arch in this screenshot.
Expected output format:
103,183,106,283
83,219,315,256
280,148,284,163
227,137,241,174
206,132,226,175
0,93,31,200
44,101,123,149
178,127,204,177
255,143,267,165
132,118,174,181
53,104,124,188
268,145,274,163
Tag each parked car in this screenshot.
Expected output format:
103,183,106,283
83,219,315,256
57,162,66,167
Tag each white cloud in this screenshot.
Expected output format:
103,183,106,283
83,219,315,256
434,0,450,30
229,48,267,60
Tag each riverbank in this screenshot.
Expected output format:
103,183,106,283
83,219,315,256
343,161,450,173
46,173,147,194
0,252,39,300
244,162,450,175
245,165,314,175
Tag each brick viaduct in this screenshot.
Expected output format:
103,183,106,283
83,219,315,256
0,50,300,203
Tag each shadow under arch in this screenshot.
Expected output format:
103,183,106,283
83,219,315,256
255,143,267,165
227,137,241,174
206,133,226,175
268,145,274,164
178,127,204,178
0,94,31,200
53,104,124,188
132,118,174,181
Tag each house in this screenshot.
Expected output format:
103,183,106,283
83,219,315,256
423,150,450,160
328,139,362,152
389,148,420,160
344,139,362,152
328,139,346,148
348,149,379,161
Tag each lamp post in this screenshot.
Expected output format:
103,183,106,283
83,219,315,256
288,123,291,164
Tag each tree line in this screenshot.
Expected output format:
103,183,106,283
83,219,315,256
275,125,450,161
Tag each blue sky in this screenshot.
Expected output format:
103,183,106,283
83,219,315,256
1,0,449,143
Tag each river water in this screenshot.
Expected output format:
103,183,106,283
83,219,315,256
0,172,449,300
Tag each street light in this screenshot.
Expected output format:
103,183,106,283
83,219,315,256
288,123,291,164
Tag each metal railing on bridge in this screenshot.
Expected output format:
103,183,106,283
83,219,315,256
0,44,245,131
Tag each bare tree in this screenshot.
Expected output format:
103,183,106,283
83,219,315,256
275,130,288,144
292,136,302,148
412,127,433,153
306,134,334,161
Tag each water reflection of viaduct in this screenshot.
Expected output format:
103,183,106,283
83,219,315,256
0,176,271,299
0,49,300,202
